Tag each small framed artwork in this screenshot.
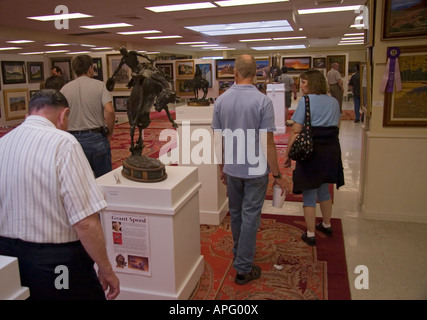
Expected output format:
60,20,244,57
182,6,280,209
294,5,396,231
216,59,235,79
326,55,346,77
312,57,326,69
196,63,213,88
383,45,427,127
255,59,270,80
382,0,427,40
3,88,29,121
51,58,73,82
1,61,26,84
255,82,266,94
113,96,129,112
107,54,132,91
30,90,39,98
218,80,234,95
176,60,195,78
27,62,44,83
155,63,174,81
175,79,194,96
282,57,311,73
92,57,103,81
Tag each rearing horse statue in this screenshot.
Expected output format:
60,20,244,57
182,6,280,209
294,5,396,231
106,47,178,156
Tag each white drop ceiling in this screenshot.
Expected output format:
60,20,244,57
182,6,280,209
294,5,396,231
0,0,367,56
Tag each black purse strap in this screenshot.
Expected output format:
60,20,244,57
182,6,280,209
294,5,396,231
303,95,311,128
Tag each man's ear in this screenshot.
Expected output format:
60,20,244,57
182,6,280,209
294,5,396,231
58,107,70,130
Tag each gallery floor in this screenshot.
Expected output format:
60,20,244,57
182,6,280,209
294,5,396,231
262,100,427,300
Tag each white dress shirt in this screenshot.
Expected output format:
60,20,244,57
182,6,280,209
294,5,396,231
0,115,107,243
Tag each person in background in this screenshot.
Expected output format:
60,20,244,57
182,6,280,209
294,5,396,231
278,66,298,125
61,55,115,178
348,64,361,123
44,75,67,91
327,62,344,113
0,89,120,300
51,66,63,76
284,69,344,247
212,54,287,285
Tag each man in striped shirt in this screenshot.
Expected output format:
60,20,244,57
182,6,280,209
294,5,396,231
0,90,120,300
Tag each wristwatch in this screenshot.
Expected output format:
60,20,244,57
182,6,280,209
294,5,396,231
272,172,282,179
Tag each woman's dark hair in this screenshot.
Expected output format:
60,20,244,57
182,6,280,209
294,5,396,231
51,66,62,74
44,75,67,91
29,89,69,114
72,54,93,76
299,69,328,94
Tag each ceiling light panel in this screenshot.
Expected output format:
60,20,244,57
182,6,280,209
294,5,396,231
214,0,289,7
185,20,293,36
27,13,93,21
80,23,132,29
117,30,161,35
298,5,361,14
251,44,306,50
145,2,216,13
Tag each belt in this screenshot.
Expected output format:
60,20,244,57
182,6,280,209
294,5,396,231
69,127,103,134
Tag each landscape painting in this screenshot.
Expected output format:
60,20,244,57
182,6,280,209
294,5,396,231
1,61,26,84
282,57,311,73
384,46,427,126
382,0,427,39
3,88,29,121
216,59,235,79
255,59,270,80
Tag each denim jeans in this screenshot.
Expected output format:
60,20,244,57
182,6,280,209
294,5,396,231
70,131,112,178
226,174,268,275
302,183,331,207
353,97,361,121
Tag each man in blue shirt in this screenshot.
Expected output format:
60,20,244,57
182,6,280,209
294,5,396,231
212,54,286,285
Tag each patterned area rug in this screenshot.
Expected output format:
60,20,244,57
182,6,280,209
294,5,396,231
191,214,350,300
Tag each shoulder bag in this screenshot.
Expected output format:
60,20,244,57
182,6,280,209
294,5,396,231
289,95,314,161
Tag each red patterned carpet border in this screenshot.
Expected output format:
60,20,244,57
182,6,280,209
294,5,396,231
191,214,350,300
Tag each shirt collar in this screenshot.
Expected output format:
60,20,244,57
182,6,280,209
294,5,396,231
25,115,56,128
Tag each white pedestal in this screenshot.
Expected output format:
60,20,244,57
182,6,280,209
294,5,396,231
267,83,286,133
96,166,204,300
174,105,228,225
0,255,30,300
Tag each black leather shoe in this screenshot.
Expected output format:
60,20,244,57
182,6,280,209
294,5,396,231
316,222,333,237
301,232,316,246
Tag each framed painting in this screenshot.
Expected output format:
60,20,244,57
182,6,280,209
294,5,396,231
155,63,174,80
255,81,266,94
27,62,44,83
255,59,270,80
1,61,26,84
92,57,103,81
382,0,427,40
51,58,73,82
326,55,346,77
196,63,213,88
383,45,427,127
176,60,195,78
218,80,234,95
360,49,373,120
113,96,129,112
175,79,193,96
282,57,311,73
364,0,375,47
312,57,326,69
216,59,235,79
107,54,131,91
3,88,29,121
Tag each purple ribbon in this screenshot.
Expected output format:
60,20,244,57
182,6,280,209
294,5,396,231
381,47,402,93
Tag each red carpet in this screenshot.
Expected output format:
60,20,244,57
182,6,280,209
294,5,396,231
191,214,351,300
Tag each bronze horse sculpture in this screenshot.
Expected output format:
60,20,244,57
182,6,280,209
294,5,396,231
107,47,178,156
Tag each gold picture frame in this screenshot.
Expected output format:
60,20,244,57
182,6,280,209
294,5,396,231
3,88,29,121
383,45,427,127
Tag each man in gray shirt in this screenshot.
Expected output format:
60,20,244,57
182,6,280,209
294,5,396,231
61,55,115,177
